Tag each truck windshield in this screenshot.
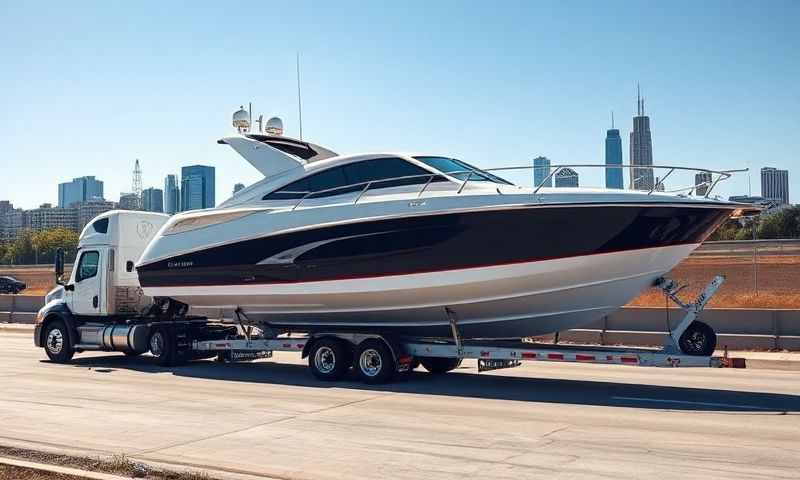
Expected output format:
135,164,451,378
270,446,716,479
414,156,512,185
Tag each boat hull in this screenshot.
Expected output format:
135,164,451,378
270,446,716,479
143,243,697,338
138,199,736,338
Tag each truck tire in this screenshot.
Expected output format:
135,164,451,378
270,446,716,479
679,321,717,356
308,338,350,381
43,319,74,363
149,328,176,366
420,357,462,374
354,339,396,384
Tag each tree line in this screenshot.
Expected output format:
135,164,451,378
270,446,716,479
0,228,79,265
710,205,800,241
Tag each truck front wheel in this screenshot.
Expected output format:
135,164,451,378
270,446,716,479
43,320,74,363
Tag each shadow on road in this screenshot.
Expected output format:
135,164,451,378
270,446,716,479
56,354,800,413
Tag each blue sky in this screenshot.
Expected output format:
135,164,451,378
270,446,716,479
1,0,798,208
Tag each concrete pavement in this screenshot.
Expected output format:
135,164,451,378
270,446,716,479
1,330,799,479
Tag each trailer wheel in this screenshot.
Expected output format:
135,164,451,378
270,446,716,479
679,321,717,356
308,338,350,381
355,339,395,384
420,357,462,374
149,328,175,366
43,319,74,363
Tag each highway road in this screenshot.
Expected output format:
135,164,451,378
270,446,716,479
1,330,799,479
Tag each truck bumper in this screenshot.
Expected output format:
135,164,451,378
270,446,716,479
33,324,42,347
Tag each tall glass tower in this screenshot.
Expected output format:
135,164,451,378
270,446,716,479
181,165,215,211
533,156,552,188
604,113,623,189
629,85,654,191
164,174,180,214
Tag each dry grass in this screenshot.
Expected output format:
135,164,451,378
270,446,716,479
0,446,212,480
628,255,800,309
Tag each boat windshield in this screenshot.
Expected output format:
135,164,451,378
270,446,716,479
414,156,512,185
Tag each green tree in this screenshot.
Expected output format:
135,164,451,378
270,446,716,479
32,228,79,264
758,206,800,239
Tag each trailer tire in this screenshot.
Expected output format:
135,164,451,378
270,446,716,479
679,321,717,356
355,339,395,384
149,328,176,366
420,357,462,374
308,338,350,381
43,319,74,363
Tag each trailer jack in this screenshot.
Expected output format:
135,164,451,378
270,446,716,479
654,275,725,355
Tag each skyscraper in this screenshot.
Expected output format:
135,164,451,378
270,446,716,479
58,176,104,207
555,168,579,188
533,157,552,188
164,174,180,214
761,167,790,205
604,112,623,189
142,187,164,213
629,86,654,191
181,165,215,211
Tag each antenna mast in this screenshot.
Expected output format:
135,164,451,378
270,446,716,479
296,52,303,141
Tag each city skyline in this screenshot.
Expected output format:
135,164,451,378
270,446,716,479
1,2,797,208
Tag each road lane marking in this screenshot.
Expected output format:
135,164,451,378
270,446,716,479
610,396,776,410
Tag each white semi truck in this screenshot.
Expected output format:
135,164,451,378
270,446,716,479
34,210,727,384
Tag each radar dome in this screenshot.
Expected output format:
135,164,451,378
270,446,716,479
265,117,284,136
232,106,250,132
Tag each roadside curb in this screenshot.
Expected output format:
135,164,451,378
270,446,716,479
0,455,136,480
0,323,34,333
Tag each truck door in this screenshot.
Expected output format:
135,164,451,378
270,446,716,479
71,249,103,315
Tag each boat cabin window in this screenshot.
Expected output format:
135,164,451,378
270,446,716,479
263,157,435,200
413,156,512,185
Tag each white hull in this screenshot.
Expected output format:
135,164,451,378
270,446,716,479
144,244,698,338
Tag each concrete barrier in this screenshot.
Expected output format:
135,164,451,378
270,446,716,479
3,295,800,350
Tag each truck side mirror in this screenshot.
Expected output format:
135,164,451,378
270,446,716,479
55,248,65,285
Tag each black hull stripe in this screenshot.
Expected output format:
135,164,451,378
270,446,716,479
138,205,732,288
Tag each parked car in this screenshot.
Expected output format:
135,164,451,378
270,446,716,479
0,276,26,294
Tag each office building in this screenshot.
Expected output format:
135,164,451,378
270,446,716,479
604,114,624,189
77,200,115,231
118,193,141,211
533,157,552,188
142,187,164,213
629,87,654,191
164,174,180,214
555,168,579,188
761,167,790,205
181,165,215,211
695,172,712,196
233,183,246,195
58,176,104,208
0,202,25,242
26,204,78,231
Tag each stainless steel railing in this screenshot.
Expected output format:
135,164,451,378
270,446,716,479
287,163,747,210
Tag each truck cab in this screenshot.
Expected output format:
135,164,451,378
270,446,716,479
58,211,170,316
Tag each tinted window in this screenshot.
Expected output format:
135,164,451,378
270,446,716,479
263,158,433,200
76,251,99,282
414,156,512,185
92,218,109,234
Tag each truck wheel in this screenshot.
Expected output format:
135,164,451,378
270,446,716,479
149,328,175,366
308,338,350,381
679,321,717,356
355,339,395,384
43,320,74,363
420,357,462,374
